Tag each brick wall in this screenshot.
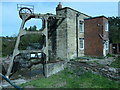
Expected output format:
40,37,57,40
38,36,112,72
84,16,109,56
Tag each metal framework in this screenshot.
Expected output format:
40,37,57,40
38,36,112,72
6,6,56,78
17,4,34,13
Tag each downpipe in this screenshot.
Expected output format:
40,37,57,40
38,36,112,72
0,73,22,90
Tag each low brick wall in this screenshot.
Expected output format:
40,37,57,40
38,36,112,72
47,61,67,77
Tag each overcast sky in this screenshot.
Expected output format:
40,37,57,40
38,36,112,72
1,2,119,37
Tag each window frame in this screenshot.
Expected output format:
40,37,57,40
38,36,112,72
79,21,84,33
105,22,109,31
105,40,109,50
79,38,84,50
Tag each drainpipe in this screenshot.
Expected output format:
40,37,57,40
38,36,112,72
0,73,22,90
76,13,80,57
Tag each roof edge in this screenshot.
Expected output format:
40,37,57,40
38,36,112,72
84,16,108,20
56,7,91,17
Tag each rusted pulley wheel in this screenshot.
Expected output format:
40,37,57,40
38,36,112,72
19,7,32,19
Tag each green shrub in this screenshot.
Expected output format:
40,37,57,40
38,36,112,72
107,53,115,57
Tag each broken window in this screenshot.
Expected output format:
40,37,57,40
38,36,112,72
79,38,84,50
79,21,84,32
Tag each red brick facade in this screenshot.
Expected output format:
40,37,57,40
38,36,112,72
84,16,109,56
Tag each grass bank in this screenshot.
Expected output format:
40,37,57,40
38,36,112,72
20,69,119,88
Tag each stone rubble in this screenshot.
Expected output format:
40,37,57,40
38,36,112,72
68,59,120,82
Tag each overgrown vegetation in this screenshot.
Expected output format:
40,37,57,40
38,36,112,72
110,56,120,68
19,34,43,50
1,36,16,57
1,25,43,57
20,69,119,88
106,53,115,57
108,17,120,43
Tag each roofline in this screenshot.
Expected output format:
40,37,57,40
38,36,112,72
84,16,108,20
57,7,91,17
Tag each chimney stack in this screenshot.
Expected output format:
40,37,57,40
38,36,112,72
56,2,62,11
